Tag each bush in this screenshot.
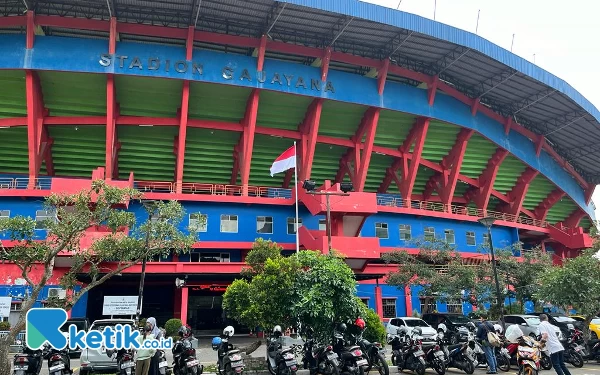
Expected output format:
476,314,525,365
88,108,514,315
362,308,386,344
165,318,182,337
138,318,147,329
0,321,9,331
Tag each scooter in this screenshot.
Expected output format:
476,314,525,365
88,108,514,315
332,328,369,375
107,348,135,375
423,333,446,375
157,350,171,375
396,329,427,375
12,341,45,375
515,336,541,375
173,336,202,375
350,327,388,375
266,327,298,375
214,328,245,375
45,347,72,375
300,327,339,375
438,332,475,375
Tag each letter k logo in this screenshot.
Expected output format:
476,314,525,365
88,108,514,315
26,308,68,350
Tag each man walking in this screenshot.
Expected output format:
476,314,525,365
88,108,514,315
476,313,498,374
538,314,571,375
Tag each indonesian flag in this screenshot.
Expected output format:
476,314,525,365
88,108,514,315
270,145,296,176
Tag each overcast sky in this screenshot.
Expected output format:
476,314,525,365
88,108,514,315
362,0,600,217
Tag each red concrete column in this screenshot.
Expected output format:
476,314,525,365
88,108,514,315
405,285,413,316
180,286,189,325
173,287,182,319
374,284,383,319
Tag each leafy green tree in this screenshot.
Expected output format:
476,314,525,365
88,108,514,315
0,181,200,373
537,248,600,340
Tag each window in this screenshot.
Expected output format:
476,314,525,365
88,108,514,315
399,224,411,240
424,227,435,241
319,219,327,231
220,215,238,233
360,298,369,306
256,216,273,234
190,252,231,262
446,299,463,314
382,298,397,319
35,210,56,229
420,297,436,314
287,218,302,234
444,229,455,244
375,222,389,239
0,210,9,219
189,213,207,232
10,303,21,312
483,233,490,247
466,231,476,246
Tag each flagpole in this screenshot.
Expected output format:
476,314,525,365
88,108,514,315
293,142,300,253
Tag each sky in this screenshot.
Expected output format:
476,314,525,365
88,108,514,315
362,0,600,218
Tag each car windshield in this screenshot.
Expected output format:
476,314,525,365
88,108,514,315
554,316,576,323
524,317,541,326
447,315,470,324
60,321,87,332
591,319,600,325
405,319,430,327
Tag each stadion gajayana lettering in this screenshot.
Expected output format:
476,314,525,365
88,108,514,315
99,54,335,93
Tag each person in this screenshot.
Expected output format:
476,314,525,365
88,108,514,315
135,323,156,375
147,317,164,375
538,314,571,375
475,313,498,374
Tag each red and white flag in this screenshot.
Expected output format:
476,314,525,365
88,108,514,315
270,145,296,176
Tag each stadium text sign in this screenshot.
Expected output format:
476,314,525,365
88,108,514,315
99,54,336,93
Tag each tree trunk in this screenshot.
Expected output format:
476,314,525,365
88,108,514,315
0,336,13,375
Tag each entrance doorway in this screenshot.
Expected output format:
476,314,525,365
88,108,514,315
187,286,249,333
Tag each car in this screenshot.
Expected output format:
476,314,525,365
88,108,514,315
386,317,438,342
60,318,90,357
530,313,569,339
421,313,473,344
570,315,600,339
504,315,542,338
79,318,135,374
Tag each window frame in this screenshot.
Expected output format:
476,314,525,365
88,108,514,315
35,209,56,229
0,210,10,219
375,222,389,239
382,298,397,319
287,217,303,235
444,229,455,244
399,224,411,241
424,227,435,241
189,213,208,233
318,219,327,231
466,231,476,246
220,214,238,233
256,216,274,234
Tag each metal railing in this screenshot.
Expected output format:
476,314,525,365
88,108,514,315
135,181,293,199
0,177,52,190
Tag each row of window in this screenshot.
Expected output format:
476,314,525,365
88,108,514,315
190,214,306,234
375,222,489,246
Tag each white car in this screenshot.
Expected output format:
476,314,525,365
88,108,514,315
386,317,437,342
79,319,136,375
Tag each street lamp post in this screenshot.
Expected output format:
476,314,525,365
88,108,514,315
478,216,505,330
136,200,158,325
302,181,353,253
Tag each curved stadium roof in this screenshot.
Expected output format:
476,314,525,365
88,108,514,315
0,0,598,225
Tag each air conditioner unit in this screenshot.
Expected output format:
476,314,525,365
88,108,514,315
48,288,66,299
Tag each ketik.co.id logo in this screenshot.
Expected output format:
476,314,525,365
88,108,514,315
26,308,172,350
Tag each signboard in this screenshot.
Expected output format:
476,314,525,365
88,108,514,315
0,297,11,318
102,296,138,316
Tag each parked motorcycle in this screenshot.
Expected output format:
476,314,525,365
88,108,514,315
106,348,135,375
214,326,244,375
423,333,446,375
394,327,427,375
173,326,202,375
532,335,552,370
299,327,339,375
157,350,171,375
266,325,298,375
349,320,388,375
12,342,45,375
562,327,584,368
386,328,408,367
515,336,541,375
332,323,368,375
45,347,71,375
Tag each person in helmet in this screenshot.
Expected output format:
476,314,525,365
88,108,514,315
273,325,283,338
412,327,422,337
223,325,235,338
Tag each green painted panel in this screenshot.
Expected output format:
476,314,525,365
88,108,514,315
311,143,347,184
373,110,414,148
183,128,238,184
188,82,251,122
257,90,313,130
49,126,105,177
318,101,366,138
411,166,436,196
0,70,26,118
248,134,295,186
38,71,106,116
493,155,526,194
460,133,497,178
364,153,394,192
117,126,178,181
0,127,29,173
115,76,182,118
580,217,592,230
545,199,577,224
522,175,555,210
453,181,470,197
421,121,460,163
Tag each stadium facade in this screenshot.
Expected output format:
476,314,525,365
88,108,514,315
0,0,598,329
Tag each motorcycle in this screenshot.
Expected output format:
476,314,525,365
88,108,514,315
562,327,584,368
395,328,427,375
350,327,388,375
300,332,339,375
423,333,446,375
437,331,475,375
332,326,369,375
12,341,45,375
266,327,298,375
515,336,541,375
107,348,135,375
157,350,171,375
173,336,202,375
214,327,244,375
45,347,71,375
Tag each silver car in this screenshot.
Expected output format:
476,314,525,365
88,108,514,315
79,319,136,374
504,315,541,338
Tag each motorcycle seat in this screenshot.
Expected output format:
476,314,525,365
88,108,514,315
448,344,462,350
227,349,241,355
280,347,293,354
346,346,361,351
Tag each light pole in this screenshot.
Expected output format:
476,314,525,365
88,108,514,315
302,180,353,253
136,200,158,325
478,216,505,329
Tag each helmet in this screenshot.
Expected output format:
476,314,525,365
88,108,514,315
273,325,283,338
336,323,347,333
178,326,191,338
437,323,447,333
494,324,503,334
354,317,366,330
412,327,422,336
223,325,235,337
397,326,408,336
211,336,222,350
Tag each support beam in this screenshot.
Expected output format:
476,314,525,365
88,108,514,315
584,186,595,205
465,148,509,213
25,70,52,186
257,34,267,71
230,144,241,185
321,47,331,82
499,167,539,216
377,59,390,95
427,75,439,106
379,117,430,205
105,17,118,181
239,89,260,196
533,189,565,221
562,208,587,228
298,99,324,181
174,26,194,193
423,128,474,207
26,11,35,48
535,135,545,156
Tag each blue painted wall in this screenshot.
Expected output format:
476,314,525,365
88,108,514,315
356,283,407,318
0,33,592,218
0,285,87,317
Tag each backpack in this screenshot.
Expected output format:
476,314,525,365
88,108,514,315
485,322,502,347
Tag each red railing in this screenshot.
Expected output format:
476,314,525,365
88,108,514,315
135,181,293,199
0,177,52,190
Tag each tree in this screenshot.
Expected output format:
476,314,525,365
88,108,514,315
537,248,600,340
0,180,200,373
223,241,362,343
